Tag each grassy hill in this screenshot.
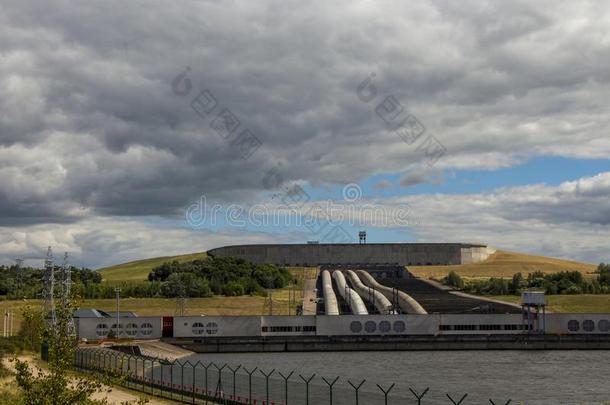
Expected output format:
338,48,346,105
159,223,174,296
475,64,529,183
97,252,208,282
408,250,597,280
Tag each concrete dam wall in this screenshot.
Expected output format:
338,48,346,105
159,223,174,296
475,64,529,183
207,243,494,266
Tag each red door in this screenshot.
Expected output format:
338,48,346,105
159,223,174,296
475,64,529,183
162,316,174,337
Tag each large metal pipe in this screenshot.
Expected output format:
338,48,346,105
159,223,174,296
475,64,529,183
356,270,427,314
332,271,368,315
321,270,340,315
345,270,393,314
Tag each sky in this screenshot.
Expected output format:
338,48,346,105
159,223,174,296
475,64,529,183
1,0,609,268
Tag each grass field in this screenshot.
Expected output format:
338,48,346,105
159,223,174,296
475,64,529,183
490,294,610,313
409,250,597,280
97,252,208,282
0,266,317,333
0,294,292,333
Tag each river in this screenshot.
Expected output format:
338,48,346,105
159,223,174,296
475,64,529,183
177,350,608,404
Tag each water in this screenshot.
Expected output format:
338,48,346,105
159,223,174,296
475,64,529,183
181,350,610,404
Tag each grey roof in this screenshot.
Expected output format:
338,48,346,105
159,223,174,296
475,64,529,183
73,308,138,318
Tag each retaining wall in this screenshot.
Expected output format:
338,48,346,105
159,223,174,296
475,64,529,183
207,243,493,266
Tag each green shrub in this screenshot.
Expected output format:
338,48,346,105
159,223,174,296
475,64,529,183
444,271,464,289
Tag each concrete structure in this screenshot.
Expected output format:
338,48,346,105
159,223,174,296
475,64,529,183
332,271,368,315
208,243,495,266
357,270,427,314
321,270,339,315
345,270,392,314
75,310,610,352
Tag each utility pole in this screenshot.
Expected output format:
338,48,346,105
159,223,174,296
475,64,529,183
43,247,56,326
115,287,121,338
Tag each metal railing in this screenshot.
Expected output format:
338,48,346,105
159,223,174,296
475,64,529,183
74,347,513,405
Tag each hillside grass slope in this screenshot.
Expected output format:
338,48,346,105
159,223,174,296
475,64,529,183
408,250,597,279
97,252,208,282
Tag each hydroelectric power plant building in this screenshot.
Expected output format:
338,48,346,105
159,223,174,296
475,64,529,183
75,242,610,351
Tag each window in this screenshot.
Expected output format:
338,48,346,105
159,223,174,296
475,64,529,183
350,321,362,333
140,322,153,335
439,325,452,331
479,324,502,331
379,321,391,333
110,324,123,335
364,321,377,333
192,322,205,335
261,325,316,333
598,319,610,332
503,324,525,331
583,320,595,332
393,321,406,333
205,322,218,335
453,325,477,331
96,323,109,337
125,323,138,336
567,320,580,332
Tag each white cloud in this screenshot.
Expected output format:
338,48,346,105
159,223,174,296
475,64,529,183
1,0,610,265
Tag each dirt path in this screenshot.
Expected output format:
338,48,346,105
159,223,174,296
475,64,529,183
1,354,177,404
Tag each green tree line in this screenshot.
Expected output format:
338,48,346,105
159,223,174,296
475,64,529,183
147,256,293,297
1,256,292,300
443,263,610,296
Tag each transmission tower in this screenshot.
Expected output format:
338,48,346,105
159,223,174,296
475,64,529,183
14,258,24,292
62,252,76,336
42,246,56,326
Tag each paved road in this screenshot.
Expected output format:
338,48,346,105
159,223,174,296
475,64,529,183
302,269,319,315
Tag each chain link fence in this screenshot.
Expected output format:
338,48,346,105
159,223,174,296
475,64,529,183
74,348,513,405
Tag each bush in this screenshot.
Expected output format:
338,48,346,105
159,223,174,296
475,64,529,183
222,281,245,296
444,271,464,289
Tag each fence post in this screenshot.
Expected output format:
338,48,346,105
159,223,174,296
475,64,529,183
259,368,276,405
159,360,165,397
243,366,258,404
446,393,468,405
489,400,511,405
214,363,227,400
192,361,197,405
322,376,339,405
299,373,316,405
228,364,242,401
347,379,366,405
170,360,174,400
278,370,294,405
151,358,157,397
141,357,146,392
180,360,193,402
376,383,395,405
202,362,214,405
409,387,430,405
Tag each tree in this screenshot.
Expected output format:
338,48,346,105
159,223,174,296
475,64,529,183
444,271,464,289
598,263,610,286
509,273,525,294
18,305,45,351
14,300,107,404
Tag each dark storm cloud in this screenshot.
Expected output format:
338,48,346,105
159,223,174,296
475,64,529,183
1,0,610,229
